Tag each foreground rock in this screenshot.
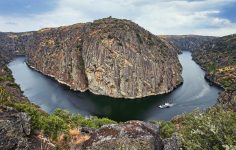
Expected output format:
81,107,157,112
0,106,55,150
0,106,31,149
78,120,178,150
25,17,182,98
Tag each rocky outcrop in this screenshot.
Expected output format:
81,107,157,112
0,106,56,150
162,35,216,51
25,17,182,98
0,106,31,149
78,120,178,150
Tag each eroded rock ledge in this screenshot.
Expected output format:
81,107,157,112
5,17,183,98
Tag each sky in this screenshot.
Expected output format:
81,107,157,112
0,0,236,36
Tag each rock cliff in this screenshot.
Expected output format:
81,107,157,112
162,35,216,51
25,17,182,98
26,24,88,92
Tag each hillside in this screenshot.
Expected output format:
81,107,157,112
192,34,236,111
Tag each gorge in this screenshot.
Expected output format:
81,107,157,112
1,17,235,149
8,51,222,121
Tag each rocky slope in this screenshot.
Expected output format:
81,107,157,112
26,17,182,98
162,35,216,51
192,34,236,111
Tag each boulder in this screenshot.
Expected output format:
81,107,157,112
0,106,31,150
79,120,162,150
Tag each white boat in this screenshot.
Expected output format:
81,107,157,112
159,103,174,109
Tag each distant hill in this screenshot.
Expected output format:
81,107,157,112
161,35,216,51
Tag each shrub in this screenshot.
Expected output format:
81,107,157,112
207,63,216,73
69,114,116,129
0,86,15,106
159,121,176,139
177,107,236,150
89,116,116,128
14,102,48,130
14,105,116,140
43,115,68,140
150,120,176,139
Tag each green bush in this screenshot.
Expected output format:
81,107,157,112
52,108,71,123
43,115,68,140
160,121,176,139
15,104,68,140
177,107,236,150
14,105,116,140
150,120,176,139
207,63,216,73
53,108,116,129
14,102,48,130
0,86,13,106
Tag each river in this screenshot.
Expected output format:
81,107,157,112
7,51,222,121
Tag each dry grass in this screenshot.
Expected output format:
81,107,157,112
69,129,90,145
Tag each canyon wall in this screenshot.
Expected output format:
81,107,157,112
0,32,33,65
192,34,236,111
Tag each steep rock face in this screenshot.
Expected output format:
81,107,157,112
82,18,182,98
26,25,88,92
26,18,182,98
162,35,216,51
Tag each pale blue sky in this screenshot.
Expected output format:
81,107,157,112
0,0,235,36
